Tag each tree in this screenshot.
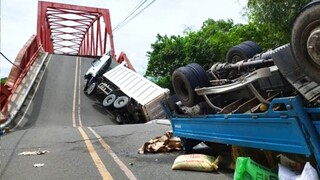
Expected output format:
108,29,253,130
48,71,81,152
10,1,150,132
246,0,310,46
145,34,188,92
145,19,244,77
145,34,187,78
145,19,267,90
145,0,312,90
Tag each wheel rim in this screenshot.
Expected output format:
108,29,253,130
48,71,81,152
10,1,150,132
87,82,96,94
176,76,189,102
103,94,116,107
231,55,243,63
114,96,129,109
307,26,320,66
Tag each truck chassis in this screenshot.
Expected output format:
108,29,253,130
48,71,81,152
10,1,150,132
165,0,320,171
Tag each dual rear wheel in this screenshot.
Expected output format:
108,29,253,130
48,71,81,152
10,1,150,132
172,63,209,107
226,41,263,63
291,0,320,84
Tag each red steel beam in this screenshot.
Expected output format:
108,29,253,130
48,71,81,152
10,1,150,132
37,1,115,58
117,52,136,72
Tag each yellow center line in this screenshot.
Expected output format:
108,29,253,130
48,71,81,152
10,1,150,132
88,127,137,180
72,57,79,127
78,127,113,180
73,57,113,179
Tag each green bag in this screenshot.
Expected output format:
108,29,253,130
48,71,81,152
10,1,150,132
234,157,278,180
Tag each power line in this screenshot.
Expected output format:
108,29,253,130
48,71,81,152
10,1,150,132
112,0,148,31
117,0,156,31
130,0,149,17
0,52,21,70
113,0,156,32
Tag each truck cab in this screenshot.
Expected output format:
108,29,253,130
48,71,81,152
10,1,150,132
84,54,111,81
83,53,119,94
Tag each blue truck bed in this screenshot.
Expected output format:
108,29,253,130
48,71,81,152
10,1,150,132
163,96,320,170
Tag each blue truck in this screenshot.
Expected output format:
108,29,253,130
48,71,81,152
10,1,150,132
165,0,320,171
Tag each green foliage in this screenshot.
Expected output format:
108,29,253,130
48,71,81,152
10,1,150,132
146,34,187,77
0,77,7,85
145,19,271,89
145,0,311,90
156,75,173,92
246,0,310,45
145,19,244,78
246,0,310,28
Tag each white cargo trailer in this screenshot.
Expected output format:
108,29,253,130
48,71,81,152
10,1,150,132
84,56,169,124
103,64,169,122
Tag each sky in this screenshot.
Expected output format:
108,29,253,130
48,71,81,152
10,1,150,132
0,0,247,78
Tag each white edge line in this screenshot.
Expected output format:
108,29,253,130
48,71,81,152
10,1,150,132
87,127,137,180
78,57,83,127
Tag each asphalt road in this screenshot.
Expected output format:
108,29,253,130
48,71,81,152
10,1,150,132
0,54,233,180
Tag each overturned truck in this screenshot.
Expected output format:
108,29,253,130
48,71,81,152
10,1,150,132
165,0,320,170
84,54,169,124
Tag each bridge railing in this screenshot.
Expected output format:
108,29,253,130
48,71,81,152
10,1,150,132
0,35,43,123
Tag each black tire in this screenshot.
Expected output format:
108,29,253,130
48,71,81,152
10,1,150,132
226,44,251,63
291,0,320,84
102,94,116,107
83,78,90,91
185,63,210,87
115,114,124,124
115,113,131,124
241,41,263,54
86,78,97,95
226,41,262,63
172,66,201,107
113,96,129,109
180,138,201,152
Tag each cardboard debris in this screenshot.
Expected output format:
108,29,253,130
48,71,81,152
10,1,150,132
138,131,182,154
18,150,49,156
277,154,304,172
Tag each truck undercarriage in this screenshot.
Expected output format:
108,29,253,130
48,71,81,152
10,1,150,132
167,0,320,171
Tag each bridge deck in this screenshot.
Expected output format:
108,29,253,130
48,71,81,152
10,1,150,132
1,54,232,179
